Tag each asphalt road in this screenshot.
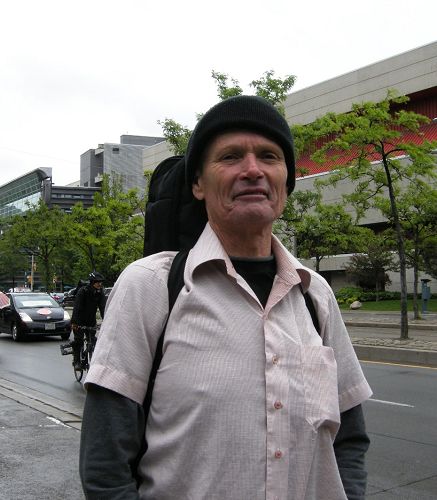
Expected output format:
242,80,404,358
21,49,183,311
0,334,85,407
362,362,437,498
1,335,437,499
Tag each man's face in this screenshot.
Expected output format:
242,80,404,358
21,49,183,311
192,131,288,232
92,281,103,290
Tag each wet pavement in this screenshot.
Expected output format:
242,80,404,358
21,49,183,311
1,310,436,499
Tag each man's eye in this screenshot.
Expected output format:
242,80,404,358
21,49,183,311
262,151,279,160
220,153,239,161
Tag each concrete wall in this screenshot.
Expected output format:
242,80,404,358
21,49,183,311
285,41,437,125
143,140,174,172
80,149,103,188
103,143,147,194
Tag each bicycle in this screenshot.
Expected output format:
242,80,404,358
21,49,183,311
60,326,98,382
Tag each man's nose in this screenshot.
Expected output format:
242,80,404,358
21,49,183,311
240,153,264,179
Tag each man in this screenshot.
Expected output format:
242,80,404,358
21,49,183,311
80,96,372,499
71,271,106,370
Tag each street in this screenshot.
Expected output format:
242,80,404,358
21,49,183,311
1,334,437,499
362,362,437,498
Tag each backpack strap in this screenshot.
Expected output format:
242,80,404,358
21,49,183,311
300,284,321,336
133,251,189,484
143,251,188,417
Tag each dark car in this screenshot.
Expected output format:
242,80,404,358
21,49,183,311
60,288,77,307
0,292,71,342
61,280,90,307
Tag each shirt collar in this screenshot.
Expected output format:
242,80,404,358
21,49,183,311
187,223,312,291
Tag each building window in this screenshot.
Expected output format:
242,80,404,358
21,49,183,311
112,147,120,154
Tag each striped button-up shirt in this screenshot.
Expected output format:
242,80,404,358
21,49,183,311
86,223,372,499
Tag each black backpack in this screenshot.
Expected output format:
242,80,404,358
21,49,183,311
143,155,207,256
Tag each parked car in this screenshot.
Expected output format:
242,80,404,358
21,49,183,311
60,287,77,307
61,280,89,307
0,292,71,342
50,292,65,304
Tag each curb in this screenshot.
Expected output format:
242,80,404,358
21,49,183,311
353,345,437,367
0,377,83,430
344,321,437,331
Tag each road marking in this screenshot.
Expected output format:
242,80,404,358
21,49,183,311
362,360,437,370
45,416,69,427
368,398,415,408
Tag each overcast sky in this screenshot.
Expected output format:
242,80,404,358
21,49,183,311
1,0,436,187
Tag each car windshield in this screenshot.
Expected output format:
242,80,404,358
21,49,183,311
13,294,59,309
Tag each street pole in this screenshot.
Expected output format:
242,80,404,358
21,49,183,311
31,254,34,292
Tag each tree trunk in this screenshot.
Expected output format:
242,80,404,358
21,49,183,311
383,158,409,339
412,250,420,320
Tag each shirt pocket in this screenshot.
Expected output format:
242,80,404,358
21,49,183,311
301,345,340,436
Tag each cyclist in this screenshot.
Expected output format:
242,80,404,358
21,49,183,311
71,271,106,370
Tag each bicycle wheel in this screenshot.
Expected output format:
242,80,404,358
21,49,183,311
74,345,85,382
74,365,84,382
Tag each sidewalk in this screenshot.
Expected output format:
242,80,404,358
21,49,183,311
342,310,437,366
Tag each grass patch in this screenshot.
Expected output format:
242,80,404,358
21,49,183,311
339,298,437,312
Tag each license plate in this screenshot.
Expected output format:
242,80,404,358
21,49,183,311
45,323,56,331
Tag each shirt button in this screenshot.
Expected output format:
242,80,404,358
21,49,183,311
274,401,283,410
274,450,283,459
272,355,279,365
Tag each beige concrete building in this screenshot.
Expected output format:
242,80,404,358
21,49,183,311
143,41,437,294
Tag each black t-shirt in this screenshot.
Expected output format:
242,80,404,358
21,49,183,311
230,255,276,308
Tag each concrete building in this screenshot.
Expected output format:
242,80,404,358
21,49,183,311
0,168,99,218
142,41,437,293
286,41,437,292
80,135,165,194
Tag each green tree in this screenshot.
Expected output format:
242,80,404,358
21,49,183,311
294,204,370,273
381,181,437,318
69,175,145,283
0,221,29,290
422,241,437,279
156,118,192,156
344,235,395,300
274,189,320,252
249,70,296,115
5,202,69,291
159,69,296,155
304,91,436,338
211,70,243,100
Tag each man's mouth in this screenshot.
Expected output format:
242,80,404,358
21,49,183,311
234,189,268,200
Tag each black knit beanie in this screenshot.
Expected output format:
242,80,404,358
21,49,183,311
185,95,295,194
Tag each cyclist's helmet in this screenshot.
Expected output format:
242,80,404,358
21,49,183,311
88,271,105,283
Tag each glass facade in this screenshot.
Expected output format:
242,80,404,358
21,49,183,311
0,168,51,218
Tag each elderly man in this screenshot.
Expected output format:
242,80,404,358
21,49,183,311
80,96,372,500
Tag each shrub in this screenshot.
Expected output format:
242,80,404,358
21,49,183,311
335,287,401,303
335,287,363,304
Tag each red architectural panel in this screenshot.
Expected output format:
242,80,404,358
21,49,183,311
297,120,437,178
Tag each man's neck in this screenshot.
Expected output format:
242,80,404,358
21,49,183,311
209,221,273,258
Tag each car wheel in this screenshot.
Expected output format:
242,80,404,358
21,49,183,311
61,332,70,341
11,324,24,342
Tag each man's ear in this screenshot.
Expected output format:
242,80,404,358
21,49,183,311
192,177,205,200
